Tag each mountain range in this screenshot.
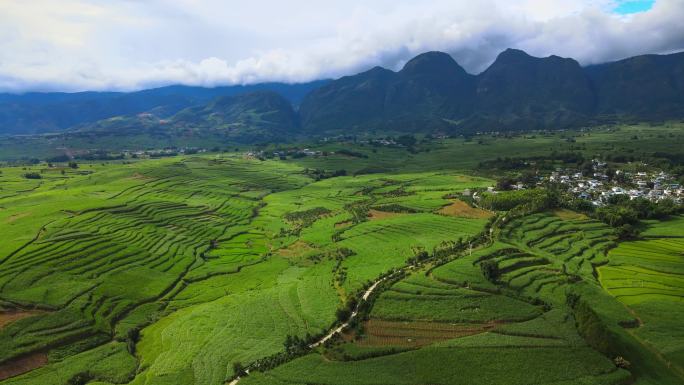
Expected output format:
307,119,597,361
300,49,684,133
0,81,326,135
1,49,683,141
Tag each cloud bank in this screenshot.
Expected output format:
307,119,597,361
0,0,682,92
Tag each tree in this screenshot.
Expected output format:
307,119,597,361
68,372,93,385
480,260,500,283
614,356,631,369
495,177,515,191
519,171,537,186
616,224,639,240
596,206,638,227
68,161,79,169
232,361,247,377
396,135,417,147
653,198,678,218
335,307,351,322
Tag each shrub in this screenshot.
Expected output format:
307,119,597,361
572,300,617,357
595,206,638,227
480,260,500,283
232,361,247,377
614,356,631,369
616,223,640,240
336,149,368,158
479,189,554,211
68,372,93,385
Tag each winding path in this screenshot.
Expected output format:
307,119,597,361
228,277,386,385
226,219,497,385
310,278,385,348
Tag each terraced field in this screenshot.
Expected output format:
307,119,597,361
1,144,682,385
243,210,682,385
599,216,684,377
0,156,494,385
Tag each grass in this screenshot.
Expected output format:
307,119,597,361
241,346,628,385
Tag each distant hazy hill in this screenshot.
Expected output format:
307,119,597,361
74,91,299,142
0,81,327,135
300,49,684,133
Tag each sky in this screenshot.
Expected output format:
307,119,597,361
0,0,682,93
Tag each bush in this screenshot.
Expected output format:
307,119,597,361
480,189,554,211
23,172,42,179
232,361,247,377
616,224,640,240
495,177,516,191
595,206,638,227
613,356,631,369
68,372,93,385
572,300,617,357
396,135,417,147
480,260,500,283
336,149,368,158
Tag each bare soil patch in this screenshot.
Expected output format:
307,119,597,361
5,212,31,223
277,240,316,258
438,200,493,219
130,172,151,180
368,209,405,221
0,352,48,381
453,175,477,182
553,209,588,221
335,220,352,228
0,310,43,329
358,319,494,347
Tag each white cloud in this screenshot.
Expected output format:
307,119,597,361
0,0,682,92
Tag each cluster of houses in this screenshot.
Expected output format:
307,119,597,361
246,148,323,159
544,160,682,206
122,147,207,158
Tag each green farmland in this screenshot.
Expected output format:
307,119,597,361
1,126,683,385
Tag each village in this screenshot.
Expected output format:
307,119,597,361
540,159,683,206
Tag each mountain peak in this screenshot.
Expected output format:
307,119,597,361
493,48,533,64
400,51,467,77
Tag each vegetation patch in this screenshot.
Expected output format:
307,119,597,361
438,199,493,219
367,209,406,220
553,209,588,221
5,212,31,224
277,240,317,258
